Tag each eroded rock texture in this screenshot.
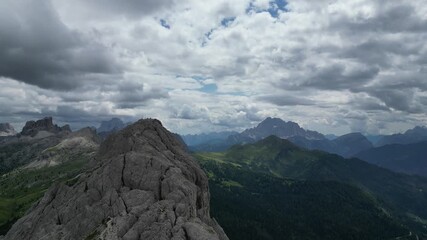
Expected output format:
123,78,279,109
5,119,228,240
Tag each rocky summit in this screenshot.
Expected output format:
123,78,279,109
4,119,228,240
20,117,71,137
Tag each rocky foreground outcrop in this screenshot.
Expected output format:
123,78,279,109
4,119,228,240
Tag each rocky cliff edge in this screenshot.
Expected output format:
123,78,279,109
4,119,228,240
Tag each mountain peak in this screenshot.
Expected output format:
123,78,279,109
335,132,365,140
228,117,324,145
258,117,299,128
97,117,126,133
20,117,70,137
405,125,427,135
5,118,228,240
98,118,179,158
376,125,427,147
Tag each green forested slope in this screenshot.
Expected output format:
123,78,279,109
194,136,427,239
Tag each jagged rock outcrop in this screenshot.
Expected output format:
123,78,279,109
23,127,101,169
20,117,70,137
4,119,228,240
0,123,17,137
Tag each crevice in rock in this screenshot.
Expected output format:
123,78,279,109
183,226,190,240
173,205,178,226
121,153,127,187
56,214,62,225
159,175,165,200
121,195,129,214
40,186,59,215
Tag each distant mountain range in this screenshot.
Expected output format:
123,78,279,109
181,131,238,146
186,117,427,163
188,117,374,157
375,126,427,147
187,117,328,152
356,141,427,177
289,132,373,158
228,117,325,144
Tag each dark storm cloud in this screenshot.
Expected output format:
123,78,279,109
0,0,120,90
367,89,424,114
339,39,421,67
348,95,390,112
170,105,207,120
330,3,427,34
297,64,380,90
80,0,176,19
113,81,169,109
272,1,427,120
257,94,315,106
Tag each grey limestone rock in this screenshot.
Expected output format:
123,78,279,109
20,117,71,137
4,119,228,240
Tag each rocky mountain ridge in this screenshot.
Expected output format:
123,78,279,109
4,119,228,240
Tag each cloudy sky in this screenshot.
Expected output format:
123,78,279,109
1,0,426,135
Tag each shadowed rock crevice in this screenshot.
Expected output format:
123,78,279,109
4,119,228,240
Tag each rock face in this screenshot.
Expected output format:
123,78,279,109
20,117,70,137
0,123,16,137
5,119,228,240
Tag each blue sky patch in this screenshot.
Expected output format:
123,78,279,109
246,0,288,18
200,83,218,93
160,19,170,29
221,17,236,27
